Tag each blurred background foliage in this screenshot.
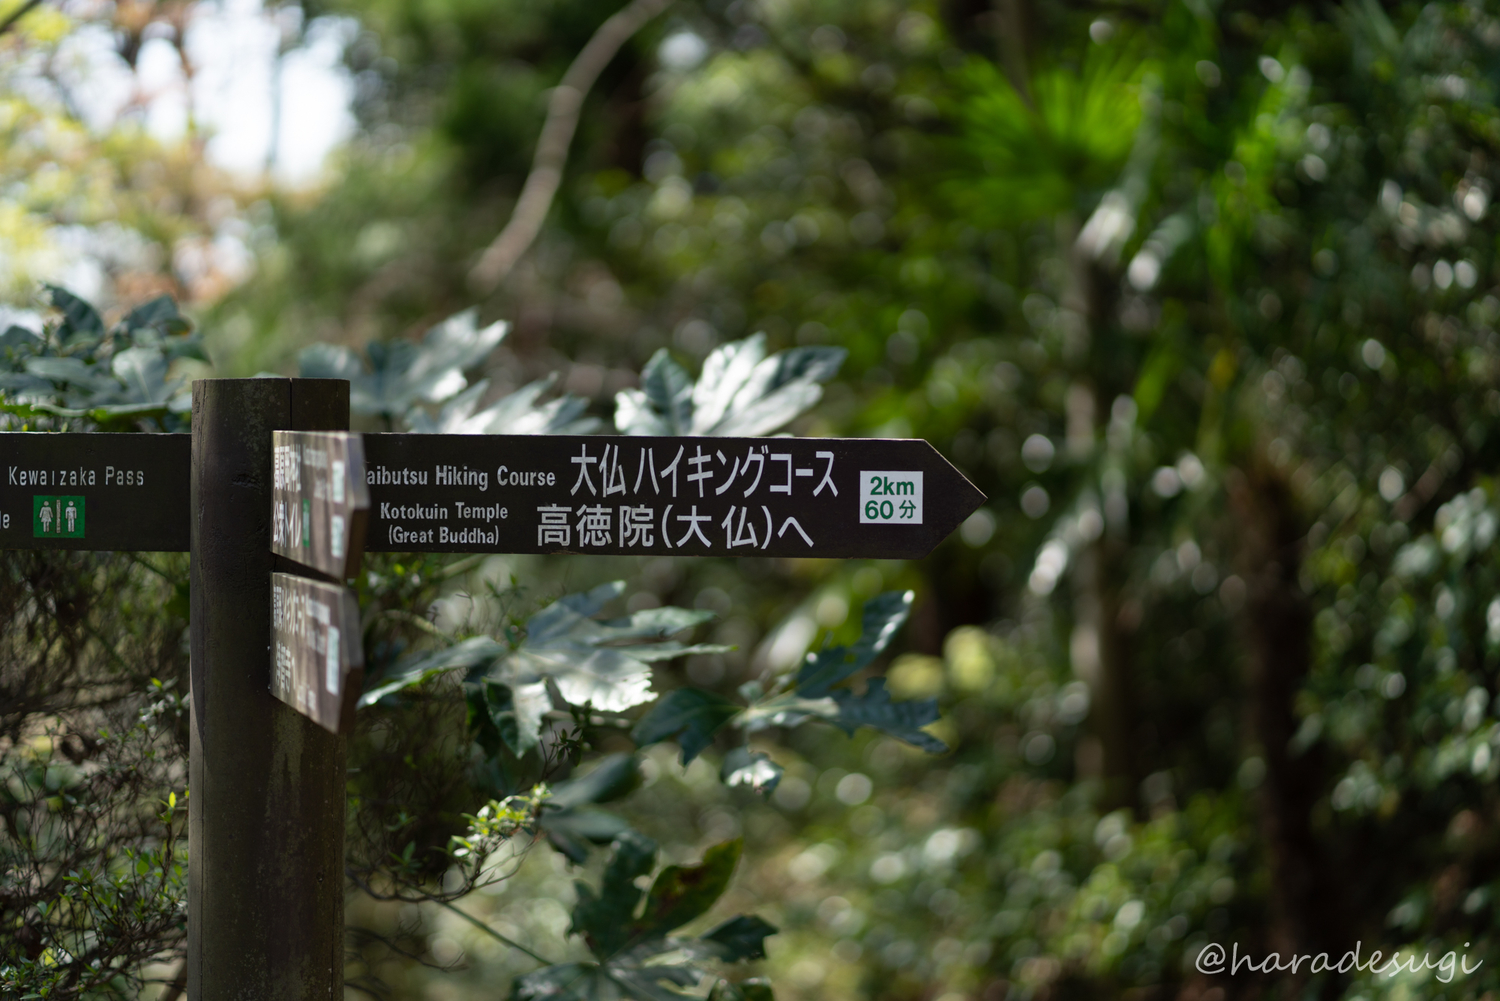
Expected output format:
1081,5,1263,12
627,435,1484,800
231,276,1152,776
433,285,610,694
9,0,1500,997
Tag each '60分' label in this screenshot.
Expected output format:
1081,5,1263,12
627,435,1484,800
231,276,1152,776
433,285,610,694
859,471,922,524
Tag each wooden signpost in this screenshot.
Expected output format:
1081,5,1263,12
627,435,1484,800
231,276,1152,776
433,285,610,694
0,377,986,1000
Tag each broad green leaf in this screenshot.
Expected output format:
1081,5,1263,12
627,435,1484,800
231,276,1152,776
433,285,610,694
827,679,946,753
1,325,40,351
111,348,176,405
25,356,113,393
548,754,641,809
486,679,552,756
512,962,606,1001
297,309,507,418
709,977,774,1001
638,838,742,938
616,348,695,435
44,285,103,342
298,343,364,382
795,591,913,696
358,636,507,706
719,748,782,797
118,294,184,336
540,755,643,861
500,584,723,714
404,375,599,435
540,806,634,864
571,831,658,956
614,336,845,438
512,961,697,1001
631,688,742,764
699,917,778,962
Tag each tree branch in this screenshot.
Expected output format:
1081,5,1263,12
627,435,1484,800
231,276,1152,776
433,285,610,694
0,0,43,38
467,0,671,294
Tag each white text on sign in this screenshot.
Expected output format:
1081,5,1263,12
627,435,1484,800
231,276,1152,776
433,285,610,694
859,471,923,524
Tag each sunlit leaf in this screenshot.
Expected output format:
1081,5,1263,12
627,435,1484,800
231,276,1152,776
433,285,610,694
404,375,599,435
614,335,845,437
719,748,782,797
795,590,913,697
297,309,508,418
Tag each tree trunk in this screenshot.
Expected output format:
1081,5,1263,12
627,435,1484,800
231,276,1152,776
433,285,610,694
1228,462,1339,985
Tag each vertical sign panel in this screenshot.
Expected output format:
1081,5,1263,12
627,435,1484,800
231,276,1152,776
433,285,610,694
270,572,363,734
270,431,370,579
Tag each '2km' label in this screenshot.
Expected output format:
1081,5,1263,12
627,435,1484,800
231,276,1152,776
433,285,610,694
859,471,922,524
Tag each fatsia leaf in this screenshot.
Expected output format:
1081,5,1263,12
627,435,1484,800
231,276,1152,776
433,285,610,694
522,837,776,1000
1,325,40,353
512,960,696,1001
298,343,364,381
111,347,177,405
827,678,947,753
540,806,634,864
486,679,552,756
795,590,914,697
614,336,845,438
548,753,641,809
404,375,600,435
509,647,655,714
638,838,742,939
358,636,507,706
708,977,774,1001
44,285,103,342
361,587,720,761
571,831,658,956
719,748,782,797
631,688,742,764
118,294,184,335
512,963,610,1001
540,755,643,862
699,917,778,962
24,356,114,394
298,310,508,418
497,584,723,716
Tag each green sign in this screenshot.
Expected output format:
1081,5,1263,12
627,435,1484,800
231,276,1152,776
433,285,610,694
33,495,85,539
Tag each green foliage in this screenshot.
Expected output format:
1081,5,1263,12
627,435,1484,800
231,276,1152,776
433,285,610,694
362,582,728,726
513,834,774,1001
949,45,1151,226
615,335,845,437
0,286,202,430
634,591,945,784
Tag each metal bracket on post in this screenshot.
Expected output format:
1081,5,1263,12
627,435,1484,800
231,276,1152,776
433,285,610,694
188,378,349,999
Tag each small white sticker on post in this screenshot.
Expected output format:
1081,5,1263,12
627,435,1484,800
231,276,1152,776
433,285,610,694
326,627,340,695
859,471,923,524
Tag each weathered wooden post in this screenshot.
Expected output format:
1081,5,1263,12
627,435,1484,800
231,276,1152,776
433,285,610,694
188,378,349,999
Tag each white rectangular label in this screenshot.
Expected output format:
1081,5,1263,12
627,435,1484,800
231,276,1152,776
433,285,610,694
326,626,340,695
859,471,923,524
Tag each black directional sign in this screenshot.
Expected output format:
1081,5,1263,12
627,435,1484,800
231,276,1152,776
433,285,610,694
271,431,371,580
0,432,190,551
270,572,363,734
361,434,984,560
